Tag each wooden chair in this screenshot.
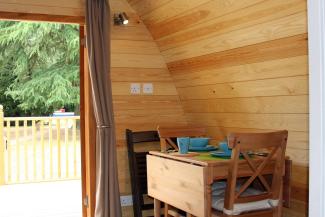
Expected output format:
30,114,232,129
212,131,288,217
126,129,161,217
157,125,207,152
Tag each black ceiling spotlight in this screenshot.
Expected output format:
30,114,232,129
114,12,129,25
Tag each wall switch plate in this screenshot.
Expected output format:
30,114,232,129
120,195,133,206
143,83,153,94
130,83,141,94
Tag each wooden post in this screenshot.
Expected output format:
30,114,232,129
0,105,5,185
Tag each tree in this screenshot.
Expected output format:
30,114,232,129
0,21,80,116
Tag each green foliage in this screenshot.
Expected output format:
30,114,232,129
0,21,79,116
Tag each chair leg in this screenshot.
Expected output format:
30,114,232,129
154,198,161,217
164,203,169,217
273,184,283,217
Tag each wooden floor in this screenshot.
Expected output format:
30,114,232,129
0,180,82,217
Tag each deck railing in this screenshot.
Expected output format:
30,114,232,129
0,106,81,185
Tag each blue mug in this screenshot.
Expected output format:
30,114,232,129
219,141,231,154
177,137,190,154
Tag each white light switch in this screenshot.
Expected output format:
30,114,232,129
130,83,141,94
143,83,153,94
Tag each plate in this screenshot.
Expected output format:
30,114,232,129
188,145,217,152
210,151,232,158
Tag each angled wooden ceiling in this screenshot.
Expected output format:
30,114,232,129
127,2,308,216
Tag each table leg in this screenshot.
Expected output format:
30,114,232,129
154,198,161,217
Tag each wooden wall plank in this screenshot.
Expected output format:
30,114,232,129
113,95,183,110
127,0,172,17
146,0,265,39
177,76,308,100
162,11,307,62
111,39,160,55
111,25,153,41
181,95,308,114
112,53,166,68
167,34,308,73
141,0,211,25
111,68,173,82
157,0,306,50
172,56,308,87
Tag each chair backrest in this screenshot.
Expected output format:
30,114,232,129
224,130,288,213
157,125,207,152
126,129,160,217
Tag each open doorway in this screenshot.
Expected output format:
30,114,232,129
0,20,82,217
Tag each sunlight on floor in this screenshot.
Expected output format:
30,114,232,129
0,180,82,217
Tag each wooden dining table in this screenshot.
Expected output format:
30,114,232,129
147,151,291,217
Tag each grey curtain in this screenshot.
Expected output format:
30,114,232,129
85,0,122,217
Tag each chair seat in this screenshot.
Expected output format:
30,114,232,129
211,181,278,216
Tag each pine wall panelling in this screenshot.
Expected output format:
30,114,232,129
128,0,309,216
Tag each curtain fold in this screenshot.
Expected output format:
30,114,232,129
85,0,122,217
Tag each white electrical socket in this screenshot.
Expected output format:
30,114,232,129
130,83,141,94
120,195,133,206
143,83,153,94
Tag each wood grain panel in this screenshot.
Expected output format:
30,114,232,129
111,39,160,55
283,199,308,217
141,0,211,26
163,11,307,62
110,0,134,12
111,68,173,82
172,56,308,87
167,34,308,73
111,25,153,41
113,95,183,110
181,95,308,114
128,0,172,16
112,54,166,68
146,0,265,39
157,0,306,50
147,155,206,217
177,76,308,100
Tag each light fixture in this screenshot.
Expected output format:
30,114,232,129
113,12,129,25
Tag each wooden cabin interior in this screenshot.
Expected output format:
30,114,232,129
0,0,308,216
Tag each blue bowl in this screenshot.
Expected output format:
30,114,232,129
190,138,209,147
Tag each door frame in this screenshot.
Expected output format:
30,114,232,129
308,0,325,216
0,12,95,217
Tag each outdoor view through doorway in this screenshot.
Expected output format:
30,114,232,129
0,20,82,217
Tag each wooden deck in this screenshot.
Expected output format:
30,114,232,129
0,180,82,217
